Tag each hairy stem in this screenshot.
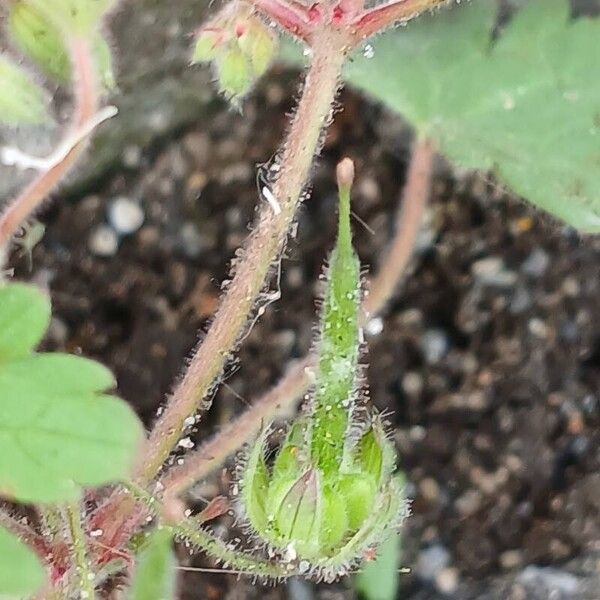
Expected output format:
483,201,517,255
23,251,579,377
137,31,351,484
0,36,99,267
0,508,51,561
161,357,313,496
352,0,449,42
160,137,435,495
124,482,291,578
64,502,96,600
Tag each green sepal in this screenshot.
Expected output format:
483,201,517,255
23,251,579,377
192,30,221,63
215,46,252,100
338,474,377,530
241,428,270,533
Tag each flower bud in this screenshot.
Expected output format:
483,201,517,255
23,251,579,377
240,161,408,578
192,2,277,103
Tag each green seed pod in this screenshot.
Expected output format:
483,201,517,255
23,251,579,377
241,160,408,578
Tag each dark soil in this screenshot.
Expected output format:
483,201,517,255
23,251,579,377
14,73,600,599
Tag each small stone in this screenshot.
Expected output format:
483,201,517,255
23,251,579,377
365,317,384,336
177,222,204,259
108,197,144,235
455,489,482,517
416,544,450,580
402,372,423,396
419,477,440,503
422,328,449,364
521,248,550,277
510,285,532,314
528,318,548,339
500,549,523,569
122,145,142,168
518,566,580,596
435,567,459,595
88,225,119,257
472,256,517,287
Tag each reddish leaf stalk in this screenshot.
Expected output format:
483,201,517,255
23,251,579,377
0,36,99,267
362,135,435,316
351,0,450,42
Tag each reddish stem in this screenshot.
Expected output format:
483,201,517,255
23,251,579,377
363,136,435,317
351,0,449,42
253,0,313,41
0,36,99,264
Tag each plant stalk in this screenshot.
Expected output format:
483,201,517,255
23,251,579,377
64,502,96,600
136,31,352,484
352,0,449,42
0,36,99,268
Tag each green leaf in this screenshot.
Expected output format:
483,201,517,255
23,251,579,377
0,57,48,125
0,354,142,502
0,284,51,359
0,527,45,596
8,1,116,88
20,0,117,34
129,529,176,600
355,533,400,600
346,0,600,232
0,283,143,503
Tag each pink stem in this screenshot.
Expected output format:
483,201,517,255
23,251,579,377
352,0,449,42
0,36,98,264
160,357,314,496
252,0,313,41
363,136,435,317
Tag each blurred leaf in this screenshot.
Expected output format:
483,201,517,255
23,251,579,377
0,57,48,124
346,0,600,231
129,528,176,600
0,283,51,359
9,0,116,87
355,533,401,600
20,0,118,34
0,283,143,503
0,527,45,596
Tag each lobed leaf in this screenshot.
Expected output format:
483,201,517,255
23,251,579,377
0,527,45,596
0,283,143,503
346,0,600,231
0,57,48,125
129,528,176,600
8,1,116,88
0,283,51,360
